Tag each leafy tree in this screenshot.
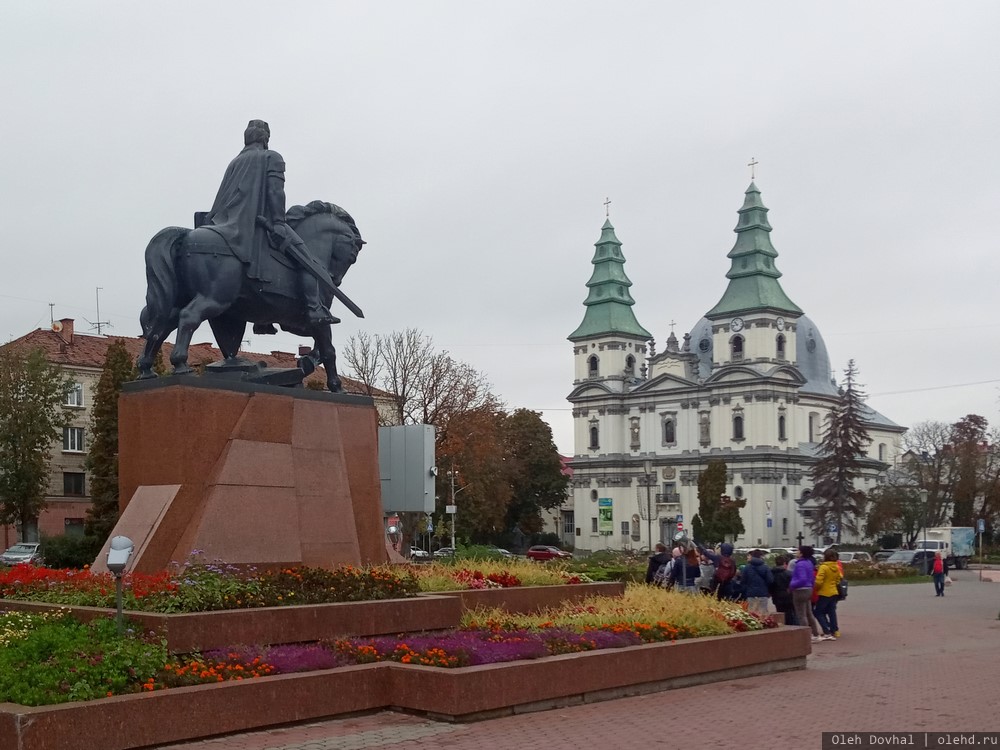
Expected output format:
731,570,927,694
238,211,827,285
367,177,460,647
692,460,744,544
84,339,135,542
808,359,872,543
0,347,72,541
499,409,569,534
949,414,989,527
863,483,926,545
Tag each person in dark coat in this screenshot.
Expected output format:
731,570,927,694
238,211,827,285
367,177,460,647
770,554,796,625
741,549,774,615
645,543,671,585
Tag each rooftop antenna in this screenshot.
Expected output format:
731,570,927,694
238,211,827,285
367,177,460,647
49,303,54,327
87,287,112,335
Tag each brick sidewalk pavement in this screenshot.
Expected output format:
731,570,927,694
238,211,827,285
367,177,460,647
160,570,1000,749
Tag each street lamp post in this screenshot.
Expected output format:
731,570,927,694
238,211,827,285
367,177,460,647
643,459,654,549
920,488,929,572
449,470,457,552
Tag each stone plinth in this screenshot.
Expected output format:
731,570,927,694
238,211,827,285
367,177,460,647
93,377,387,573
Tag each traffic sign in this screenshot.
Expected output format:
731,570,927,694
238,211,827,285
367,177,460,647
978,519,986,533
827,523,838,534
676,515,683,523
676,522,684,531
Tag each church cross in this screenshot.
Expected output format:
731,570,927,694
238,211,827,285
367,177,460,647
669,320,676,334
604,196,611,217
747,157,759,180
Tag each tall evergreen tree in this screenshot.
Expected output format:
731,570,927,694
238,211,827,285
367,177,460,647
809,359,873,543
692,460,744,544
0,347,72,541
84,339,135,542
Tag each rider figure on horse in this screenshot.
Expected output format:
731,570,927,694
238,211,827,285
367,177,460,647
202,119,337,332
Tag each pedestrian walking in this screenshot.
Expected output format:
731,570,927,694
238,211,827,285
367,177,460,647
813,548,843,641
696,551,716,594
931,551,949,597
671,546,702,594
789,545,821,642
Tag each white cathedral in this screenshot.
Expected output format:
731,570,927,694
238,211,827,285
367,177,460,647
566,182,905,553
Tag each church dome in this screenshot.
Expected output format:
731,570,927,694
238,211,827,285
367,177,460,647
685,313,837,396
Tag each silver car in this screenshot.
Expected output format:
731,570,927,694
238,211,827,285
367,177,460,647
1,542,42,566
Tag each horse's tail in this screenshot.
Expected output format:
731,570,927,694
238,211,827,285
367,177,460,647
140,227,187,337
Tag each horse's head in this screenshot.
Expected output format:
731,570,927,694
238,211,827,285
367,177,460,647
286,201,365,286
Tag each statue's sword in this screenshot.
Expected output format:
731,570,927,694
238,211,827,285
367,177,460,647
256,216,364,319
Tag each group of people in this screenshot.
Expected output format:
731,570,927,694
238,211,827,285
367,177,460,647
646,542,846,643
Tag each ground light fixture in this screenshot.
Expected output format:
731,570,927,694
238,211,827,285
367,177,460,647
106,535,134,634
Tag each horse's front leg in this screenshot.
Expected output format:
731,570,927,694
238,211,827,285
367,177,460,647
312,325,342,392
137,309,176,379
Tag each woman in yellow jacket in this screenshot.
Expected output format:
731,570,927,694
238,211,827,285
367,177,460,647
813,548,843,641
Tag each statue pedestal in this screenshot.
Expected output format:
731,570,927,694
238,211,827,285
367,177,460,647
92,377,390,574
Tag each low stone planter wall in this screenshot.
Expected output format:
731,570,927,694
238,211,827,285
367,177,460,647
0,627,808,750
0,595,462,653
428,581,626,614
0,583,623,652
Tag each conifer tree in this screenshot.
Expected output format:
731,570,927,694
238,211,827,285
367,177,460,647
809,359,873,543
84,339,135,542
692,460,745,544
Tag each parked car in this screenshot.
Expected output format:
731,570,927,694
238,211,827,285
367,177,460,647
525,545,572,561
874,549,899,563
408,548,431,560
1,542,42,566
487,547,512,557
433,547,455,558
838,551,873,564
883,549,936,574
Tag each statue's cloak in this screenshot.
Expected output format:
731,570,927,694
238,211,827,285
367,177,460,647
204,144,285,280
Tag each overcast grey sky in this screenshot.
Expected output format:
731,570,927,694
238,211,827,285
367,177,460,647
2,1,998,454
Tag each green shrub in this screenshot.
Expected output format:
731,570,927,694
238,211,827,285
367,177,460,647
39,534,103,569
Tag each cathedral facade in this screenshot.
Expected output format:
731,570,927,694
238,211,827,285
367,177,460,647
567,183,905,553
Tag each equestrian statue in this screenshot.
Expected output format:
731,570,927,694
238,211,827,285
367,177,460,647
137,120,365,392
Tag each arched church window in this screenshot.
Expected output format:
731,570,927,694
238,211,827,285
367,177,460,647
662,419,676,445
589,423,600,450
590,489,598,501
778,415,786,441
878,443,886,462
782,517,788,535
625,355,635,376
776,334,786,360
808,412,818,442
733,414,744,441
734,486,744,499
731,335,744,362
588,355,599,377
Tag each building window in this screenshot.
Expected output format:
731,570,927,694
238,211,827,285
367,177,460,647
63,472,85,497
629,417,641,450
878,443,886,462
782,517,788,535
621,520,630,537
64,518,85,538
699,411,711,445
589,422,600,450
588,355,599,377
561,511,574,534
66,383,84,407
734,486,744,499
808,412,818,442
776,334,786,360
590,489,599,502
662,418,676,445
802,508,814,518
63,426,85,453
625,355,635,376
732,414,744,441
591,517,598,533
778,414,786,441
731,335,744,361
781,486,788,500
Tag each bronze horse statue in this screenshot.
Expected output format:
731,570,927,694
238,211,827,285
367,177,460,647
137,201,364,391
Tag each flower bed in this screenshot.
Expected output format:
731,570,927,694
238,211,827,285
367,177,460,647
413,559,591,591
0,559,418,611
0,627,808,750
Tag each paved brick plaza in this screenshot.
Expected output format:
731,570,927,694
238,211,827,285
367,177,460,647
162,569,1000,749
